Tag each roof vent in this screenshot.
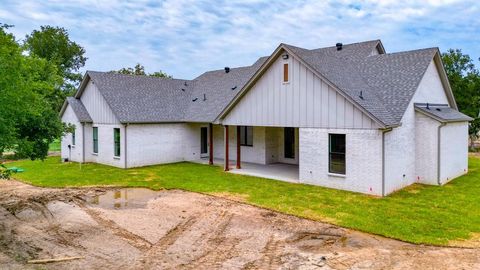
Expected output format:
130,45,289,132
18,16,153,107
192,97,198,102
225,67,230,73
231,86,237,90
436,108,441,111
336,43,343,51
203,94,206,101
359,91,364,99
181,88,185,91
426,103,430,109
184,81,188,86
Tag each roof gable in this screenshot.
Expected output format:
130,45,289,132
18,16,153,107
59,97,92,123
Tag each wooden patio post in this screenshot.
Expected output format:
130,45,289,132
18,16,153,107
209,123,213,165
224,125,229,171
236,126,241,169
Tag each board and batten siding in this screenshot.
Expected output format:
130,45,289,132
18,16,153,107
80,80,120,124
222,54,378,129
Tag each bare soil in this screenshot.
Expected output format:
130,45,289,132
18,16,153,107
0,180,479,269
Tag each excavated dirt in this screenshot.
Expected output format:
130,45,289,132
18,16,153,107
0,180,479,269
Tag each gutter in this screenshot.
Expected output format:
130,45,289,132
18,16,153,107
124,124,128,169
437,122,447,185
82,123,85,163
381,127,393,197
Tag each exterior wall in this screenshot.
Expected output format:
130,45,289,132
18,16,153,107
184,123,210,161
84,124,125,168
440,121,469,184
213,125,268,164
384,59,450,194
126,124,186,167
223,54,378,129
299,128,383,196
415,113,439,185
80,80,120,124
60,105,83,162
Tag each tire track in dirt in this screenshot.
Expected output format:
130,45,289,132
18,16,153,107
183,212,240,269
243,235,285,269
134,215,199,269
77,203,153,252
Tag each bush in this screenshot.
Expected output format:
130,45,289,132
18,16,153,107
0,164,12,179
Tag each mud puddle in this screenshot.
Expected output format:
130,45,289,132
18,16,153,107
85,188,164,209
1,180,479,269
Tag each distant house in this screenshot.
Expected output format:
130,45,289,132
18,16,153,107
60,40,472,196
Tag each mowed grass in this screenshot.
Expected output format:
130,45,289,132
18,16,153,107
49,139,61,151
8,156,480,246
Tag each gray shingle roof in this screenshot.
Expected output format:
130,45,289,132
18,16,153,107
87,72,193,123
66,97,92,123
415,103,473,122
77,40,460,126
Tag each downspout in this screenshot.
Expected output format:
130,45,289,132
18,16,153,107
382,127,393,197
124,124,128,169
437,122,446,185
82,123,85,163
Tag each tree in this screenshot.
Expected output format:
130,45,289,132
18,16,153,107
0,25,65,165
442,49,480,149
113,63,172,78
24,26,87,111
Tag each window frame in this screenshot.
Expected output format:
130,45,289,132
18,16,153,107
72,128,76,146
328,133,346,175
113,128,121,157
93,127,98,154
239,126,253,147
283,63,289,83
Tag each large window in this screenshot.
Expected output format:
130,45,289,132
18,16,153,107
240,126,253,146
72,128,76,146
93,127,98,154
114,128,120,157
329,134,346,175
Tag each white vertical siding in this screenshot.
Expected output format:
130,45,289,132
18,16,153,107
223,54,377,129
440,122,469,183
80,80,120,124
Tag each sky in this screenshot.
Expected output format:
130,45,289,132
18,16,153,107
1,0,479,79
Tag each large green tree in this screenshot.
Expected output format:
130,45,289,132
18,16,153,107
0,25,64,163
114,63,171,78
24,26,87,111
442,49,480,148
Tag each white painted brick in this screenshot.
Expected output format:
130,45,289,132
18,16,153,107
299,128,383,196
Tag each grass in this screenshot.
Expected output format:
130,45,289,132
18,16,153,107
7,156,480,246
49,139,61,151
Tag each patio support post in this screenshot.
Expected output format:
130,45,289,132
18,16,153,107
224,125,229,171
236,126,241,169
209,123,213,165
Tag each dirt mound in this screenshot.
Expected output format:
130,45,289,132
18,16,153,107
0,180,479,269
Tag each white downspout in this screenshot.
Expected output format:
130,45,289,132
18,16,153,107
437,122,446,185
382,127,393,197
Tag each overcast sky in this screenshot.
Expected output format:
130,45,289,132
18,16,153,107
1,0,479,79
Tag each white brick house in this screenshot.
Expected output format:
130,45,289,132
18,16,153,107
60,40,472,196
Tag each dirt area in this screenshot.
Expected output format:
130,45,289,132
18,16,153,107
0,181,479,270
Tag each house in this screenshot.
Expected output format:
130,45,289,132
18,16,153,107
60,40,472,196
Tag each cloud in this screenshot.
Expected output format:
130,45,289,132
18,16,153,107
1,0,478,79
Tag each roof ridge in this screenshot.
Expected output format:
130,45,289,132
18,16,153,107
87,70,190,82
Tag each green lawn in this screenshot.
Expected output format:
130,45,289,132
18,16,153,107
7,156,480,246
49,139,61,151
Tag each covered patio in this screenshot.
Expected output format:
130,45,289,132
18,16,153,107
195,157,300,183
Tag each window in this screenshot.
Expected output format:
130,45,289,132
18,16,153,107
114,128,120,157
240,126,253,146
93,127,98,153
329,134,346,174
283,63,289,82
72,128,76,146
